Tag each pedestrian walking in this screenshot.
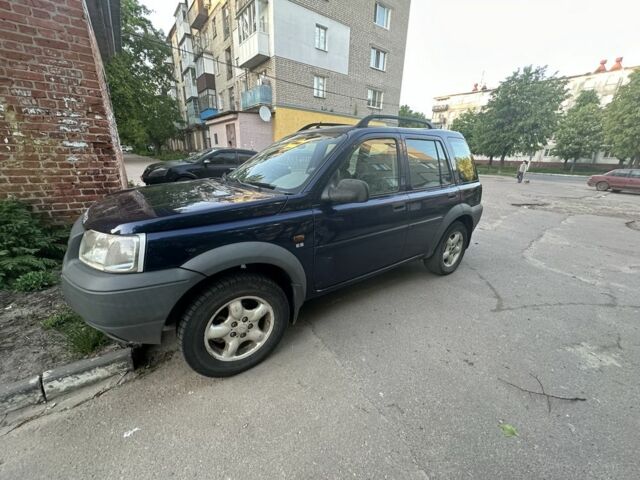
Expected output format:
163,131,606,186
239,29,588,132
517,161,527,183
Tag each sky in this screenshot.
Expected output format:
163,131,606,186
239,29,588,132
140,0,640,116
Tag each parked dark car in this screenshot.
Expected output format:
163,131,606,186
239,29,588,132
587,169,640,192
62,115,483,377
142,148,257,184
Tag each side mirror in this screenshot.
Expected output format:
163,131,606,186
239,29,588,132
203,159,211,165
322,179,369,204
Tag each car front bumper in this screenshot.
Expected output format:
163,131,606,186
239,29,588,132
61,218,205,344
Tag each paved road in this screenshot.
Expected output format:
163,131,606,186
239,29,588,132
123,153,155,186
1,177,639,479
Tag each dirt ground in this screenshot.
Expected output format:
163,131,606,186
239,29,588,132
0,287,74,384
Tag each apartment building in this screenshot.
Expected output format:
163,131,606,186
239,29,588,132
168,0,411,152
431,58,638,165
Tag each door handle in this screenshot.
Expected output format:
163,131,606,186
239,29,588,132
447,192,457,199
392,203,406,212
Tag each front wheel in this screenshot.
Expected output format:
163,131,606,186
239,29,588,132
425,221,468,275
596,181,609,191
178,273,289,377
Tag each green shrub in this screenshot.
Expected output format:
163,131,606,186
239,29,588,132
12,270,59,292
0,200,67,289
43,309,110,356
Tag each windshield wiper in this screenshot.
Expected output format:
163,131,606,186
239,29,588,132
243,180,277,190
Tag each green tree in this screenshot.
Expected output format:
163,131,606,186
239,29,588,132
484,65,567,168
106,0,182,152
604,70,640,167
554,90,604,172
398,105,430,127
450,110,479,146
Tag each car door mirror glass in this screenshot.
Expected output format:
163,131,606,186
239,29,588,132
322,179,369,204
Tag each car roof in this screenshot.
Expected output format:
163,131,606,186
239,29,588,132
293,125,463,139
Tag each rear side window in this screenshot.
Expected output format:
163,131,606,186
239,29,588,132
448,138,478,183
610,170,630,177
406,139,453,189
630,170,640,178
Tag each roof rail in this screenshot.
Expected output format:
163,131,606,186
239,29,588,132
298,122,349,132
356,115,434,129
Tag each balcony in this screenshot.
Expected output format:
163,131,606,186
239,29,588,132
197,73,216,93
186,100,202,126
236,31,270,69
241,84,272,110
188,0,209,30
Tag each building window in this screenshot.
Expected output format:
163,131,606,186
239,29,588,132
370,47,387,71
229,86,235,110
212,16,217,37
225,47,233,79
374,3,391,29
367,88,383,109
314,76,326,98
222,3,230,39
315,24,327,51
215,56,220,75
238,1,257,43
214,133,219,145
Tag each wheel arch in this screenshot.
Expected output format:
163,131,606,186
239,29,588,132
427,205,478,257
166,242,307,327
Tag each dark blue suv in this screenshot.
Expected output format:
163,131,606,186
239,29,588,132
61,115,483,377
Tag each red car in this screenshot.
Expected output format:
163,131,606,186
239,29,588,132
587,169,640,192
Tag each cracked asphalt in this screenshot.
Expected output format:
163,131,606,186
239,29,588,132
1,175,639,480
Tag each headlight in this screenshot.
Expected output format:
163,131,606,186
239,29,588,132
79,230,146,273
148,168,168,177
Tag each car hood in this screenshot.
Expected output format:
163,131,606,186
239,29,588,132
83,179,288,234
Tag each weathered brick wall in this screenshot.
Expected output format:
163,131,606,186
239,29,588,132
0,0,126,224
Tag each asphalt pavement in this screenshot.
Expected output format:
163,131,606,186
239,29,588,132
1,176,639,480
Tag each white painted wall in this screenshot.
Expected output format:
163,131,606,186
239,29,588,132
272,0,350,75
207,113,272,152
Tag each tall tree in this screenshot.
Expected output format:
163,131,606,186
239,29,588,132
450,110,479,147
554,90,604,172
106,0,182,152
604,70,640,167
398,105,429,127
483,65,567,168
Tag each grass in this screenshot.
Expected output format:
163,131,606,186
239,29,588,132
476,164,607,177
43,308,110,357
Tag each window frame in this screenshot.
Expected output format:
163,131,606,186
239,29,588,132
370,47,387,71
367,88,384,109
334,136,402,199
313,75,327,98
404,136,454,191
374,3,391,29
315,24,328,51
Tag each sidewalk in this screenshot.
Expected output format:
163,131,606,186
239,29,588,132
123,154,155,186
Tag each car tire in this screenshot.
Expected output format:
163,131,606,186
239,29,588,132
178,273,289,377
424,221,468,276
596,181,609,191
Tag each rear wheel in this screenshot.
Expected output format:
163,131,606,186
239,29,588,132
596,181,609,191
425,221,468,275
178,273,289,377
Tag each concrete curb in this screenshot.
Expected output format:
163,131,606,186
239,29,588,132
0,348,133,418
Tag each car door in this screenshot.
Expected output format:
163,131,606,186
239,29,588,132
403,136,460,257
201,150,238,178
608,170,630,188
313,135,409,291
629,169,640,190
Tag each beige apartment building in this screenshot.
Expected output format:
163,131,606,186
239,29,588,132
432,58,638,165
167,0,411,152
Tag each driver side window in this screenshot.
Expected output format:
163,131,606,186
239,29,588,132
331,138,399,197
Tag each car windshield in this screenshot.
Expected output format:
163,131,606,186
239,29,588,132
227,132,346,192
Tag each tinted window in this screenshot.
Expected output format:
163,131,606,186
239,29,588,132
237,152,254,164
630,170,640,178
211,152,237,164
344,138,399,197
609,170,630,177
406,139,453,189
448,138,478,183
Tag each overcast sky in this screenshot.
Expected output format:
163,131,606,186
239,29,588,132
141,0,640,116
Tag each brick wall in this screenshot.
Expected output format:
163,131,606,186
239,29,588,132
0,0,126,224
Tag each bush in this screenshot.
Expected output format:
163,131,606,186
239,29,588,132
0,200,67,289
12,270,59,292
42,309,110,356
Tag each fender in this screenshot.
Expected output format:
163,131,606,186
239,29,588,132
180,241,307,321
426,203,483,258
